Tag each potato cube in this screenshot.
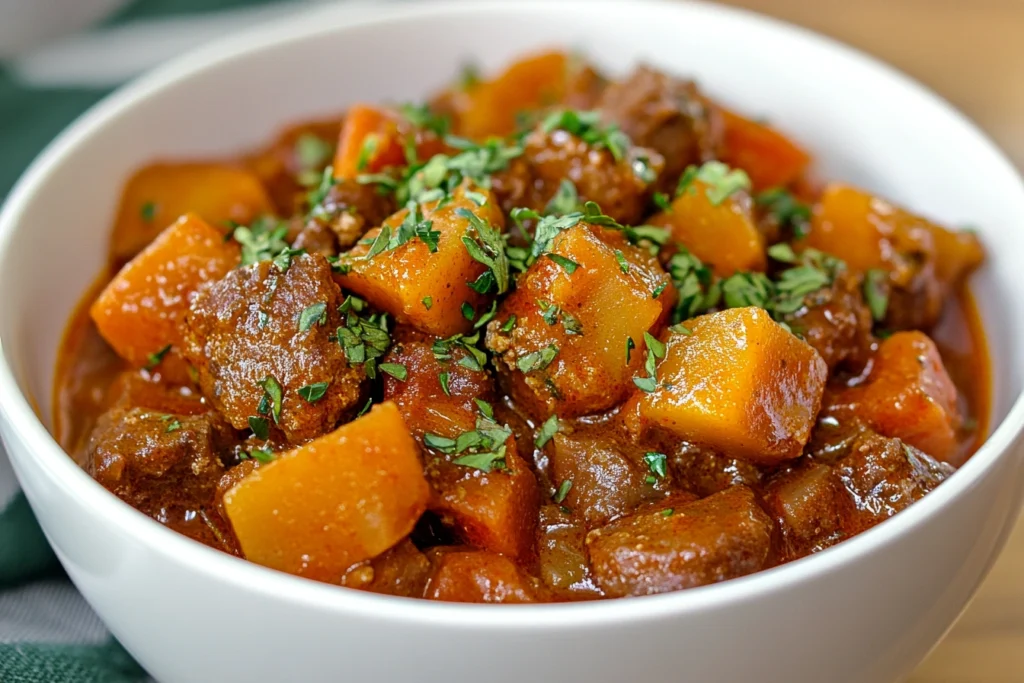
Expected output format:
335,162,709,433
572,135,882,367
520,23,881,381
487,224,674,419
336,185,505,337
111,163,271,264
828,331,961,463
629,306,827,465
91,213,240,369
648,179,765,276
586,486,771,597
223,402,429,582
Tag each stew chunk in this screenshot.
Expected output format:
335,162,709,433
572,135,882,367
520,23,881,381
586,486,772,597
183,252,364,444
487,223,674,419
629,306,827,465
223,402,429,582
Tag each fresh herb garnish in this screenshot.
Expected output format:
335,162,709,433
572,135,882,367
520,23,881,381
425,413,514,474
295,133,333,172
259,375,283,423
458,207,510,294
500,315,517,333
140,201,157,223
653,192,673,212
399,103,450,137
379,363,408,381
248,416,270,440
461,302,475,321
863,268,889,322
297,382,329,402
679,161,751,205
298,302,328,332
145,344,172,370
438,371,451,396
232,217,289,266
545,179,580,216
159,414,181,433
536,415,560,449
335,299,392,378
643,452,668,484
614,250,630,273
541,109,631,162
240,447,276,464
422,296,433,310
757,188,812,239
517,344,559,373
553,479,573,504
546,253,579,274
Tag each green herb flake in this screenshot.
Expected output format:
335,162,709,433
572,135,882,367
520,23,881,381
553,479,573,504
259,375,284,424
297,382,329,403
693,161,751,205
140,201,158,222
545,179,580,216
614,250,630,274
356,134,379,172
757,188,812,239
145,344,172,370
357,397,373,416
536,415,560,449
422,296,433,310
458,207,510,294
501,315,517,333
643,452,668,480
643,332,666,359
660,508,675,518
159,415,181,433
651,282,668,299
248,416,270,440
475,398,495,420
298,302,328,332
546,253,579,274
380,363,408,381
863,268,889,322
767,242,799,264
653,192,673,212
295,133,333,171
626,336,635,363
517,344,559,373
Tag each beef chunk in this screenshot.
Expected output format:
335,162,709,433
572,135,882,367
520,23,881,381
341,539,433,598
597,66,722,190
490,124,661,225
762,461,844,562
183,253,365,444
586,487,771,597
835,430,954,534
423,549,551,603
779,270,873,372
537,505,599,596
87,406,232,521
669,443,762,498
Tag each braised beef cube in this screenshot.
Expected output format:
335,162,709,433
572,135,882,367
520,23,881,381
341,539,432,598
828,331,962,463
87,407,232,520
762,461,844,562
383,338,539,563
669,443,762,497
104,370,208,416
597,66,722,190
549,427,667,526
293,178,396,252
183,253,365,444
490,124,662,225
586,487,771,597
424,549,551,603
537,505,598,596
836,430,954,534
779,270,873,372
487,224,674,420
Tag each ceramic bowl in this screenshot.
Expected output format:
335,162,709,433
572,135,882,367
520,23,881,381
2,2,1023,682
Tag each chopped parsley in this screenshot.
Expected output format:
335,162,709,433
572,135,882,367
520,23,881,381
432,332,488,372
757,188,812,239
240,447,276,464
653,192,673,212
679,161,751,205
297,382,329,403
541,109,631,162
363,201,440,259
298,302,328,332
660,508,675,518
424,413,514,474
473,301,499,330
399,103,450,137
422,296,433,310
632,334,666,393
379,363,408,381
545,179,580,216
458,207,510,294
258,375,283,424
546,253,579,274
535,415,560,449
145,344,172,370
140,201,157,223
553,479,573,504
667,248,721,322
625,336,635,363
294,133,333,172
335,298,392,379
614,250,630,273
232,217,289,266
248,416,270,440
643,452,668,484
438,371,451,396
461,302,475,321
863,268,889,322
500,315,517,333
517,344,559,373
357,397,373,416
159,414,181,433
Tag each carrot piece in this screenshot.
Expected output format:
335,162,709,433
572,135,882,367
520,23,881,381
223,402,430,582
456,51,568,140
719,108,810,191
333,105,405,180
648,179,766,276
110,163,271,264
91,213,240,368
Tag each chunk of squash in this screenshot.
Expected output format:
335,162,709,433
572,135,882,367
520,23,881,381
91,213,240,369
487,224,674,419
628,307,827,465
110,163,271,264
828,331,961,463
335,185,505,337
223,402,429,582
455,51,568,140
647,179,765,276
333,105,447,180
718,108,810,191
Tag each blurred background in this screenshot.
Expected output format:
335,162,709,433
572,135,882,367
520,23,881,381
1,1,1022,681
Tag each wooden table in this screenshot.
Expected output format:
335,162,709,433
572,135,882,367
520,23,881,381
710,1,1024,680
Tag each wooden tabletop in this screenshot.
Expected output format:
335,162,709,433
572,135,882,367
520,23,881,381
711,1,1024,680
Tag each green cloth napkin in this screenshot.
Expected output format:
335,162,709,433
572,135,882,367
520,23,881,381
0,2,297,680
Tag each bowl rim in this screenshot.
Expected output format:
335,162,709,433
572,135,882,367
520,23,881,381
2,0,1023,628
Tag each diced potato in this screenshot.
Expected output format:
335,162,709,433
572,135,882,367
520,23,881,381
537,505,595,595
762,461,843,562
91,213,240,369
383,339,539,562
718,108,810,191
336,185,505,337
647,179,765,276
223,402,429,582
423,549,548,603
333,105,447,180
628,307,827,465
586,486,771,597
828,331,961,463
806,183,983,284
110,163,271,264
454,51,568,140
487,224,674,419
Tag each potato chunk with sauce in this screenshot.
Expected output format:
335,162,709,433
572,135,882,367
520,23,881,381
487,223,674,419
586,486,771,597
628,306,827,465
223,402,429,583
335,185,505,337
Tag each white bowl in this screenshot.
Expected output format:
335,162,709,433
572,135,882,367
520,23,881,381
2,2,1024,682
